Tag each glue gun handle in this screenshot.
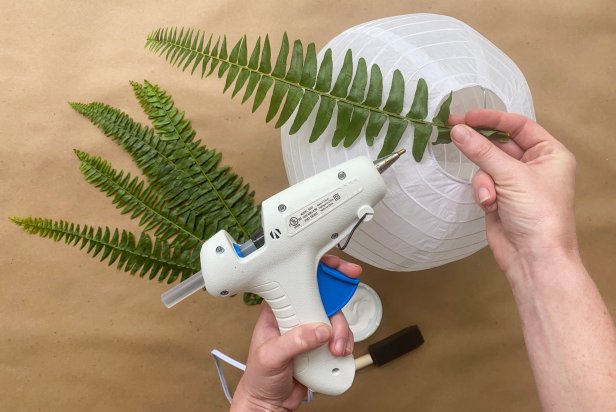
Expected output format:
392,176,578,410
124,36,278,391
251,262,355,396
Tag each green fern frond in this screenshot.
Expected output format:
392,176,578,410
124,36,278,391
10,216,199,283
145,28,508,162
70,81,261,242
74,149,204,250
12,81,262,293
129,80,260,241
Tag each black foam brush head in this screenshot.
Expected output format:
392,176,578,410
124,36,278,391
368,325,424,366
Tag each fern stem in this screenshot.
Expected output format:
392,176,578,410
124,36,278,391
193,152,251,240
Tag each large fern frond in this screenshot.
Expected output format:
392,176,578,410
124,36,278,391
129,80,260,240
11,81,263,290
145,29,508,162
10,217,199,283
75,149,204,250
70,81,261,243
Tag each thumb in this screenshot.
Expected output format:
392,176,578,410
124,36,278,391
472,169,497,212
451,124,516,180
260,323,331,370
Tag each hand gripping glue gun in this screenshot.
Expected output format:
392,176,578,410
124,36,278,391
160,150,405,395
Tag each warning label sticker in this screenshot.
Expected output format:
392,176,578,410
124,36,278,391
286,179,362,236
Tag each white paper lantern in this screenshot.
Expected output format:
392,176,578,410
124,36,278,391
281,14,535,271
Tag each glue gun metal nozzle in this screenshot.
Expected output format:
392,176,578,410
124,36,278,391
374,149,406,174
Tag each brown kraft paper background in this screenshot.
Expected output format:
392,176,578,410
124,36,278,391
1,1,615,411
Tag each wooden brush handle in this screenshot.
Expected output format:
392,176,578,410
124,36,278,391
354,354,374,370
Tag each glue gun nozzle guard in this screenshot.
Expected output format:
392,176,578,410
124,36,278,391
373,149,406,174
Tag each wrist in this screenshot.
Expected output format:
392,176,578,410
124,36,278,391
505,246,583,287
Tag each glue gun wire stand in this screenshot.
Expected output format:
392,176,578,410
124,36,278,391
161,149,405,309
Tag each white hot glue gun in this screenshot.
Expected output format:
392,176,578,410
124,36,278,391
161,150,405,395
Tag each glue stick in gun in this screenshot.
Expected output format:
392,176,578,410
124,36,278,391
160,151,405,396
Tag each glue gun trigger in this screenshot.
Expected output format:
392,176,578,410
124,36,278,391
317,262,360,317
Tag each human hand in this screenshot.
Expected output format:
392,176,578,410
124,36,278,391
449,110,578,276
230,255,362,411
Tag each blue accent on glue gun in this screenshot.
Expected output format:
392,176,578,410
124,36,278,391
317,262,360,317
233,243,243,257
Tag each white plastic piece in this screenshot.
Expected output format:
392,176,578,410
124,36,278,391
341,283,383,342
357,205,374,222
281,14,535,271
201,156,388,395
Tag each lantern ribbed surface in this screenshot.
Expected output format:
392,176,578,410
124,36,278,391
281,14,535,271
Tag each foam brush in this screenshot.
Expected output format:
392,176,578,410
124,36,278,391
355,325,424,370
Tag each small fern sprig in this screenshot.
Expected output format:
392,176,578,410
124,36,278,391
10,217,199,283
145,28,509,162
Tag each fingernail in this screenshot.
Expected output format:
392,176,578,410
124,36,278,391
452,125,470,144
478,187,491,204
315,325,330,343
345,340,353,356
335,339,346,355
